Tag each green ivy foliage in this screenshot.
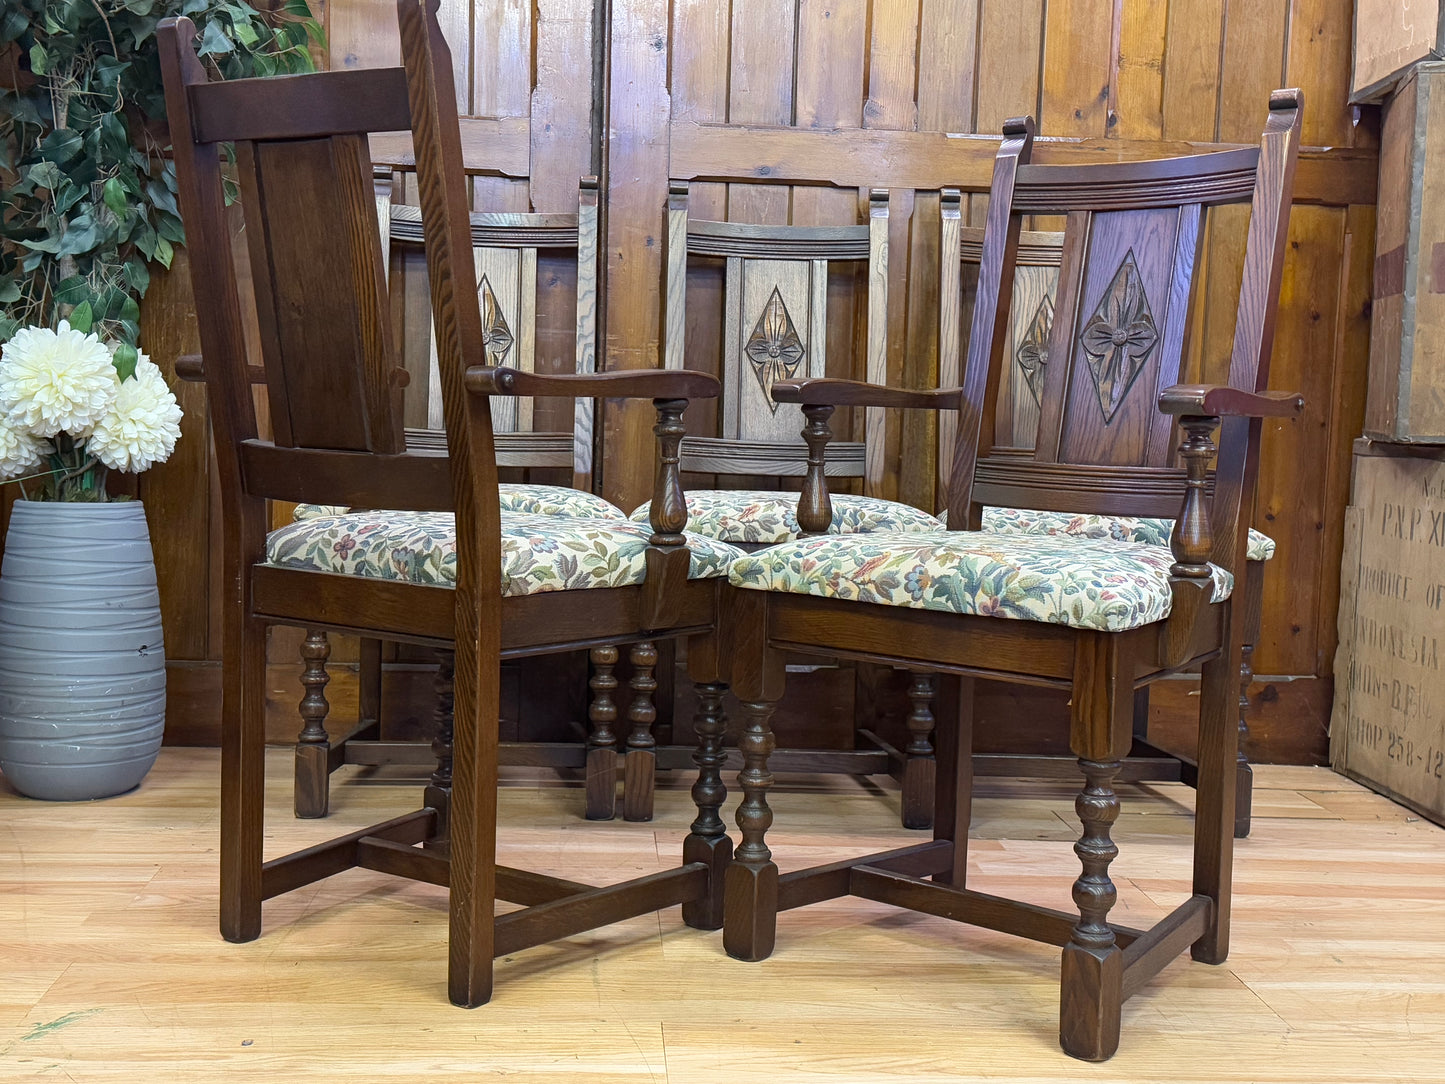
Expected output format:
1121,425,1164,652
0,0,321,368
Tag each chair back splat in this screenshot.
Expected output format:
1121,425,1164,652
944,95,1303,578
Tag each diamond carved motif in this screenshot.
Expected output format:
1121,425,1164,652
744,287,805,412
478,274,515,366
1078,250,1159,422
1015,294,1053,404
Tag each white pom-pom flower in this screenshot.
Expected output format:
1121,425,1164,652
88,354,184,473
0,320,118,439
0,417,48,479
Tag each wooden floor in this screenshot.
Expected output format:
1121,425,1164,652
2,750,1442,1082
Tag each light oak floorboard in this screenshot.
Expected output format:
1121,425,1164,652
1,750,1442,1081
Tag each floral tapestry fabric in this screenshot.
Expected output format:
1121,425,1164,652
292,483,627,523
728,530,1233,632
976,506,1276,563
267,510,742,595
629,489,944,545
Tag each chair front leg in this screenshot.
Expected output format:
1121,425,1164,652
294,629,332,818
682,671,732,930
723,589,785,962
622,641,659,822
584,646,620,820
901,672,937,830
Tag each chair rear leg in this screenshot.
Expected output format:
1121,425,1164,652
354,636,384,742
584,646,620,820
425,649,455,848
900,671,936,830
622,641,658,822
294,629,332,818
221,614,268,943
931,676,973,887
1192,650,1240,966
1234,559,1264,839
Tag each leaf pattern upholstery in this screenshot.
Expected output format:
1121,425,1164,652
292,483,628,523
267,510,742,595
728,530,1232,632
974,506,1277,563
629,489,944,545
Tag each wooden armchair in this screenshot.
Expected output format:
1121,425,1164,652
290,174,635,819
159,6,740,1003
713,94,1303,1059
945,219,1276,839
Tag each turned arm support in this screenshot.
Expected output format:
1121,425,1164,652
1158,383,1304,580
773,378,962,536
466,365,720,545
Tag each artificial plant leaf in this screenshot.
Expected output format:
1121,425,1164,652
39,128,83,166
153,236,173,269
0,280,21,304
112,343,139,382
57,212,100,256
0,318,19,343
125,257,150,296
28,42,48,75
197,19,234,57
68,301,94,333
103,177,129,216
53,274,91,306
25,161,62,192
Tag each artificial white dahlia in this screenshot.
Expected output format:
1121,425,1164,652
0,417,47,478
0,320,118,438
88,354,183,473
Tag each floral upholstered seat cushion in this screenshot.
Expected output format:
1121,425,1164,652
728,531,1232,633
292,483,626,523
267,510,742,595
629,489,944,545
974,507,1277,563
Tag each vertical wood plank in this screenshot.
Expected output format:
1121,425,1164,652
973,0,1042,225
472,0,532,213
1041,0,1114,137
1162,0,1225,140
602,0,672,507
1284,0,1355,147
1217,0,1288,143
728,0,797,224
1113,0,1167,141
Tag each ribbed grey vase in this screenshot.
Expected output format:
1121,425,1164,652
0,500,166,800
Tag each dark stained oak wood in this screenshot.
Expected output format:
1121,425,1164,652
716,95,1305,1062
161,0,736,1010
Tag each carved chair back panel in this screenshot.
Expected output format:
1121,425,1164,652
666,182,887,485
1039,205,1203,469
240,134,403,455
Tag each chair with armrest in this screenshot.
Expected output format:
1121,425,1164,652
943,217,1276,839
712,93,1303,1059
160,6,740,1003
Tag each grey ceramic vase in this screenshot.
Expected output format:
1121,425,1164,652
0,500,166,800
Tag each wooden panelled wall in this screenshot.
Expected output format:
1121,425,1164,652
103,0,1375,760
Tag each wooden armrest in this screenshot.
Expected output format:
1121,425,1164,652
1158,384,1303,418
174,355,269,385
465,366,719,401
772,378,962,411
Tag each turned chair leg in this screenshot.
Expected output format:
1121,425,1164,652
294,629,332,819
425,648,455,848
900,671,937,830
622,641,659,822
1059,757,1125,1062
723,695,780,962
682,680,732,930
584,646,620,820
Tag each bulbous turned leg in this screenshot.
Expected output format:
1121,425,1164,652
294,629,332,819
1059,758,1124,1062
584,646,620,820
424,649,455,849
1234,640,1255,839
682,681,733,930
622,642,659,822
723,698,779,962
900,671,937,830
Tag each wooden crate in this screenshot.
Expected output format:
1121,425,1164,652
1364,62,1445,443
1352,0,1445,102
1331,440,1445,824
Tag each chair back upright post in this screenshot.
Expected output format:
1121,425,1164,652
395,0,505,1008
946,95,1305,579
664,183,890,492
